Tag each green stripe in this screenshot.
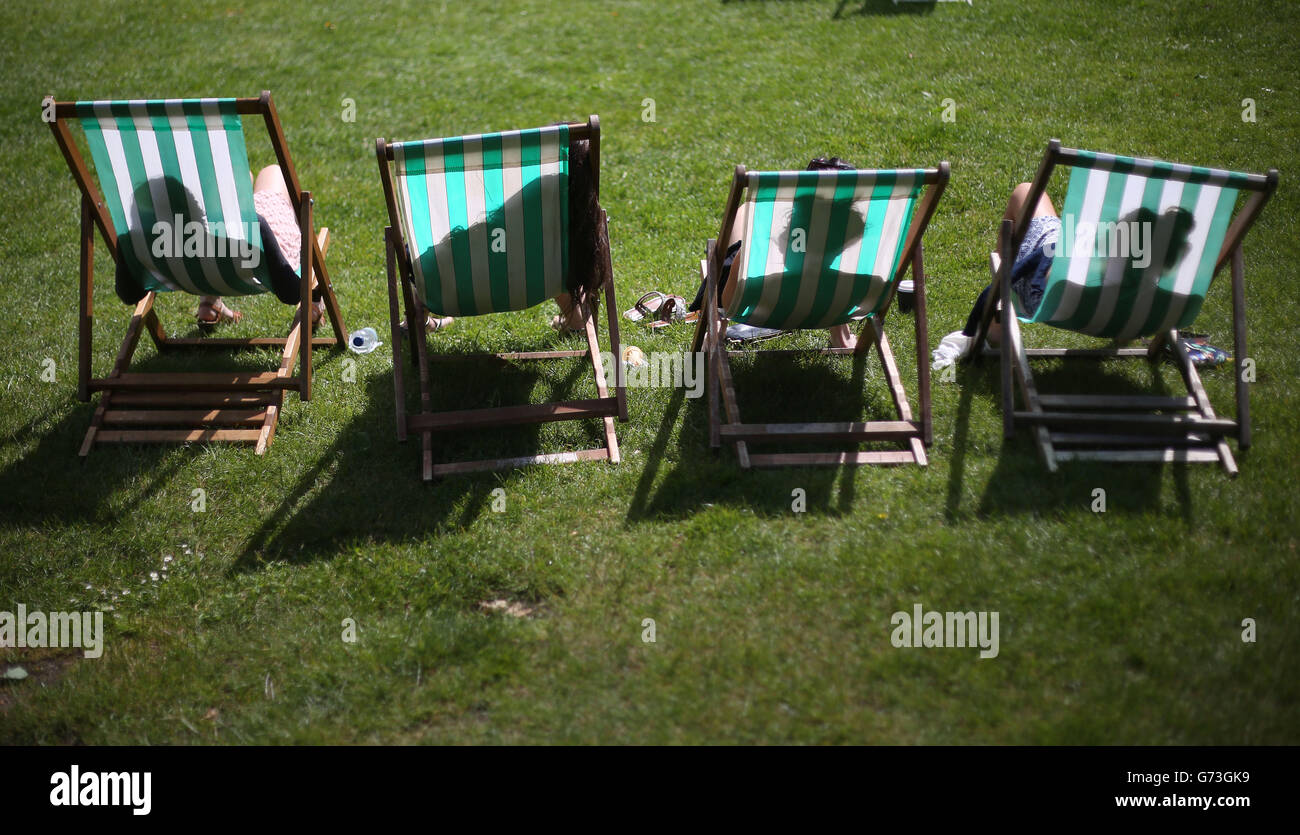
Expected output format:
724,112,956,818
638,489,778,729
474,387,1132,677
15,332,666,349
1056,169,1130,331
1177,187,1237,328
147,111,218,295
854,172,897,280
440,137,477,317
402,149,443,314
764,176,816,326
736,186,776,321
801,176,858,328
1135,180,1203,337
183,109,250,296
519,130,547,309
220,106,269,290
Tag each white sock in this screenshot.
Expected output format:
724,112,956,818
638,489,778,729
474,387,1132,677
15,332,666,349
931,331,973,370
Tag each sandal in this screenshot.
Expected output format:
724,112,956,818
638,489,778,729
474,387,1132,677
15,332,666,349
399,313,454,334
624,291,687,328
196,299,243,329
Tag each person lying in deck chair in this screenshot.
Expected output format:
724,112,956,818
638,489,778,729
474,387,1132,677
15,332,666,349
688,156,864,349
931,183,1194,368
114,164,327,329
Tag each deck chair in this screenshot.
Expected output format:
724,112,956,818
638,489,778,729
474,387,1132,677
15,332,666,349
691,162,950,468
970,140,1278,475
46,91,347,456
376,117,626,480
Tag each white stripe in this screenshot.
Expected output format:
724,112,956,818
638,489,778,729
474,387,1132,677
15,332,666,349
96,110,180,292
1117,179,1184,340
1050,167,1111,322
754,174,799,324
1081,172,1148,334
133,105,206,294
165,103,239,296
1154,184,1222,334
199,102,259,292
784,176,837,328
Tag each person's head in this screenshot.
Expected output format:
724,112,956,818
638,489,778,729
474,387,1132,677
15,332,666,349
807,156,855,171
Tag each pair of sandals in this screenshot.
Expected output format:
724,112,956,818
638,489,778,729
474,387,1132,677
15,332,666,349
196,298,328,331
623,291,697,330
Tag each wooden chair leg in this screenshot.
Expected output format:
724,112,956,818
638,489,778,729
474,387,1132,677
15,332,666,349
1231,247,1251,449
385,228,407,442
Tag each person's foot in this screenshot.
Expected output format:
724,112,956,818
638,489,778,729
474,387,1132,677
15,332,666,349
196,299,242,327
551,304,589,334
828,324,857,350
399,313,454,334
931,331,973,370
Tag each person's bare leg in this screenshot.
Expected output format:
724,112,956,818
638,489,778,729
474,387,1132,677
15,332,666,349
828,322,856,349
985,183,1057,346
254,164,291,200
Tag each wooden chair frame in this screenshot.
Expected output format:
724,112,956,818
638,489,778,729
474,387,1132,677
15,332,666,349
691,162,949,468
47,91,347,456
375,116,627,480
969,140,1278,476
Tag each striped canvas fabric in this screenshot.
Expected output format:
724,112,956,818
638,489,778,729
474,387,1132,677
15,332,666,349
724,169,923,329
391,125,570,317
74,98,274,297
1025,151,1248,340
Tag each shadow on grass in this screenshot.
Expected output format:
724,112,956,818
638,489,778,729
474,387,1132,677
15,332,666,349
0,340,296,525
232,334,608,569
626,342,930,520
946,355,1198,523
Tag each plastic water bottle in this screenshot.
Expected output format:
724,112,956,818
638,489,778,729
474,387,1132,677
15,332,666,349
349,327,381,354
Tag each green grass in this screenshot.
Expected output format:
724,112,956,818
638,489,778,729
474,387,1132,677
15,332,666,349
1,0,1298,744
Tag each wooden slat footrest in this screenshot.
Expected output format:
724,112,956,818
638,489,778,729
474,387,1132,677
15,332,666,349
94,429,263,445
1037,394,1196,411
1013,411,1236,435
1049,432,1212,447
429,447,610,477
747,450,921,467
109,391,277,408
91,372,298,391
408,397,618,433
720,421,921,443
1054,448,1225,464
102,409,268,427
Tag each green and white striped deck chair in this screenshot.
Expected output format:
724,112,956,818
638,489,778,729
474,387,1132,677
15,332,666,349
46,91,347,457
973,140,1278,475
376,117,626,480
692,162,950,469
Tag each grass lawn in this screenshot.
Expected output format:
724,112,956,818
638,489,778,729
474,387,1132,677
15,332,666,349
1,0,1297,744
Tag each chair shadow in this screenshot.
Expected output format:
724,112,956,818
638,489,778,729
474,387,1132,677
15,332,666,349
625,343,921,521
0,397,184,526
831,0,936,18
945,354,1195,523
232,333,605,570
